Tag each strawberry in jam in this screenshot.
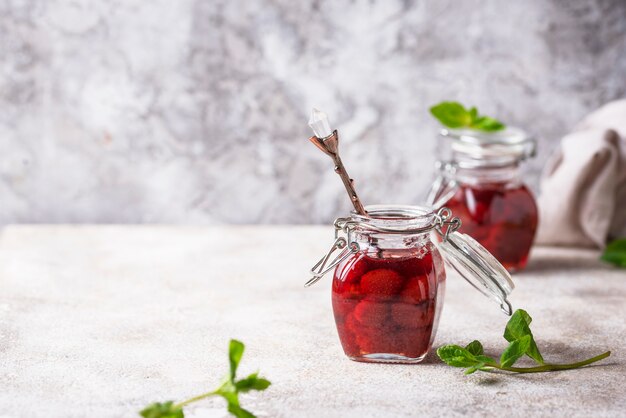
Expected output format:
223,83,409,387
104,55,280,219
444,183,538,272
332,247,445,362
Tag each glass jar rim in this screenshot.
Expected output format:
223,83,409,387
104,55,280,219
440,126,536,165
349,204,436,234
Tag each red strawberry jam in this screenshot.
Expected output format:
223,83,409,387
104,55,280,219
332,245,446,363
444,183,538,272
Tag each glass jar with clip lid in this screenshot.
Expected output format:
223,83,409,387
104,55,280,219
426,127,539,272
306,204,514,364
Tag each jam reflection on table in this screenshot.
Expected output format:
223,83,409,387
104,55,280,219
444,183,538,272
332,247,445,362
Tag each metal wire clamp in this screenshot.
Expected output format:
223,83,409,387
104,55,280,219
305,207,461,287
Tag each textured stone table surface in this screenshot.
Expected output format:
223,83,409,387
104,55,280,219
0,226,625,418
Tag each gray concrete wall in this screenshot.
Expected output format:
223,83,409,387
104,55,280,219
2,0,625,224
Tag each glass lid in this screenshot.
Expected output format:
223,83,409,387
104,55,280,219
350,204,435,233
437,230,515,315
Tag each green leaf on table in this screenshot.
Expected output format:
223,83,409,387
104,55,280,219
601,238,626,267
139,339,271,418
500,335,531,367
437,309,611,375
229,339,245,380
464,363,485,375
465,340,484,356
228,404,256,418
215,381,238,403
503,309,544,364
475,354,497,364
236,372,272,392
217,343,271,418
437,345,481,367
140,402,184,418
429,101,505,132
437,344,497,374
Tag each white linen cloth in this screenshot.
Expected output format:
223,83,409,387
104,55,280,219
536,100,626,248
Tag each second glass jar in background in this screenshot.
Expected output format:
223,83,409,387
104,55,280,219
426,128,539,272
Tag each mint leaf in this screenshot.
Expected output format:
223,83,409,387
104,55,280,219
228,404,256,418
437,345,481,367
215,381,239,403
437,309,611,375
500,335,531,367
229,339,245,380
475,354,497,364
219,391,246,417
464,363,485,375
465,340,484,356
430,101,505,132
468,107,478,123
236,372,272,392
503,309,544,364
140,402,184,418
139,339,270,418
601,238,626,267
437,345,497,374
430,102,472,128
470,116,505,132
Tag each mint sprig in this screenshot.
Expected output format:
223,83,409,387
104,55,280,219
430,101,505,132
140,340,271,418
601,238,626,267
502,308,543,364
437,309,611,374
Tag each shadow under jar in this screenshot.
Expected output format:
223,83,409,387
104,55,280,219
307,205,515,364
427,128,539,273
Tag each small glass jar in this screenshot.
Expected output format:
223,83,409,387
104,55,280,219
307,205,514,364
427,128,539,272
